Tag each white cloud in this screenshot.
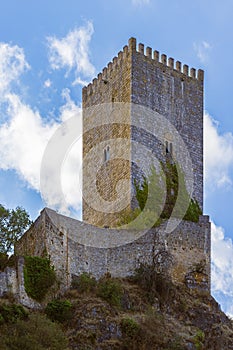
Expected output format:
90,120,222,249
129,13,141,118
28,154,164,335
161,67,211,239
193,41,212,64
204,112,233,188
0,42,30,95
47,22,95,84
44,79,51,88
72,77,89,87
132,0,150,5
0,41,84,215
211,221,233,317
0,94,58,189
0,91,82,215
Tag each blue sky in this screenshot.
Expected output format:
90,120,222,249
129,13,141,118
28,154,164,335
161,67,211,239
0,0,233,315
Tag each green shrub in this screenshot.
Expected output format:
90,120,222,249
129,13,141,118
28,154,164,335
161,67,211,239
120,317,140,339
0,303,28,324
24,256,56,302
71,272,96,293
194,329,205,350
184,199,202,222
134,263,173,305
0,253,17,272
97,277,123,307
45,299,72,323
0,313,69,350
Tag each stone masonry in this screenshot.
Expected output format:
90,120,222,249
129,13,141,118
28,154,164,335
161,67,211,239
15,208,211,292
82,37,204,228
0,38,210,303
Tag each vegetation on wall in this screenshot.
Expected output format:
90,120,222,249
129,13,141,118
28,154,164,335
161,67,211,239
119,160,202,227
71,272,97,293
23,256,56,302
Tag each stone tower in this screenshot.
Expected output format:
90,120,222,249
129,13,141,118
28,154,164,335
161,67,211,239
82,38,204,227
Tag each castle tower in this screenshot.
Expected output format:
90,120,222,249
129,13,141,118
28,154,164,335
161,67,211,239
82,38,204,227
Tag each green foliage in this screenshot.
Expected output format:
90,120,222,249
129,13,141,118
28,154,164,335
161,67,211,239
97,276,123,308
161,161,202,222
120,317,140,339
24,256,56,302
133,161,202,225
0,204,32,254
117,207,141,227
0,253,17,271
184,199,202,223
160,161,179,219
0,304,28,324
119,160,202,228
134,263,173,305
0,313,69,350
118,165,164,228
194,329,205,349
71,272,97,293
134,175,148,210
45,299,72,323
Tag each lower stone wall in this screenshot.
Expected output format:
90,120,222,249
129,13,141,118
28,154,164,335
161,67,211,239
68,215,210,288
0,267,17,297
16,208,211,292
0,257,42,308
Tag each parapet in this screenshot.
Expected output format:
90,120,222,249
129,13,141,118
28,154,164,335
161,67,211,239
128,37,204,81
83,37,204,98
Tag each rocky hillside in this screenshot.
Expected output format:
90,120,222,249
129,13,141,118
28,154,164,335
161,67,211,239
1,270,233,350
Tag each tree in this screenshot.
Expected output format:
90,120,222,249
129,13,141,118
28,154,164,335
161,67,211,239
0,204,32,254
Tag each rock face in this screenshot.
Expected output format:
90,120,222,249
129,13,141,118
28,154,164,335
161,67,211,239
2,274,232,350
60,273,233,349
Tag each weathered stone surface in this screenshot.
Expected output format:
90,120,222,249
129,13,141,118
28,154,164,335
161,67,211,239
82,37,204,227
16,208,211,292
0,257,42,308
3,38,210,306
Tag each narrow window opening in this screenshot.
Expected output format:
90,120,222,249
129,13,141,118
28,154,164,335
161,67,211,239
104,146,110,162
165,141,173,156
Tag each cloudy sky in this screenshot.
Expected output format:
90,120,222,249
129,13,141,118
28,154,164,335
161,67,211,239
0,0,233,315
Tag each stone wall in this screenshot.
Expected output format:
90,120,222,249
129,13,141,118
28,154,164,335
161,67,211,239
82,37,204,228
82,42,133,227
0,266,17,297
130,38,203,209
0,257,42,309
16,208,211,292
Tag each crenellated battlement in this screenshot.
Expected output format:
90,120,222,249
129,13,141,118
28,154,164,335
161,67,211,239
128,37,204,81
83,45,129,98
83,37,204,98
